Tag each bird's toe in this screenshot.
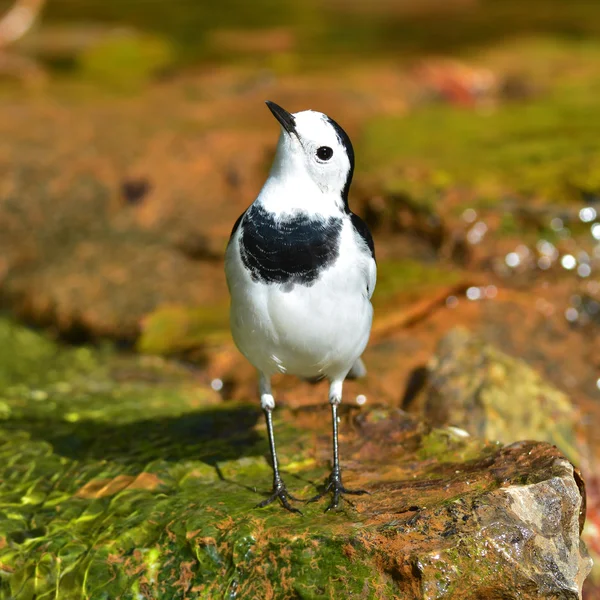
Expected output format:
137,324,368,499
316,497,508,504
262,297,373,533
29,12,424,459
311,472,370,511
256,480,303,514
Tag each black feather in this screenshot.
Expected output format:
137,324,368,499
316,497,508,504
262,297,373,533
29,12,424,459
229,211,245,238
237,204,342,287
325,115,354,210
350,212,375,261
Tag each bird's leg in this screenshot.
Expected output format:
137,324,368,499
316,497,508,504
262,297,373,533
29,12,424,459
256,372,302,514
310,379,369,511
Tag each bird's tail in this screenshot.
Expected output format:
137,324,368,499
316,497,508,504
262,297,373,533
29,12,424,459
302,357,367,385
346,357,367,380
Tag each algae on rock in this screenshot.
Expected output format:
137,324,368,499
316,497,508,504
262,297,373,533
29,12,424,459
0,319,593,598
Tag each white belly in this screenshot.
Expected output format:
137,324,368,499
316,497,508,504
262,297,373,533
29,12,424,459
225,223,374,380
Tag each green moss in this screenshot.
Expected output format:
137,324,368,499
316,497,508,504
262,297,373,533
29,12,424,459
0,319,584,597
417,429,495,464
361,64,600,209
0,318,399,598
374,259,460,306
78,32,176,91
424,328,581,467
137,304,230,356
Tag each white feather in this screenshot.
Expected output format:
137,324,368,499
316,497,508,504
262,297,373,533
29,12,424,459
226,216,374,380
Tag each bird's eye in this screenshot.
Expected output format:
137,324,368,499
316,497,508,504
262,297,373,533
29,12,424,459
316,146,333,161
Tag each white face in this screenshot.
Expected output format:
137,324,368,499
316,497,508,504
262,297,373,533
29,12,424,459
268,105,354,207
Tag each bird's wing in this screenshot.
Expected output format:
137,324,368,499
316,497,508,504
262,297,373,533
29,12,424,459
228,208,247,243
350,212,377,299
350,212,375,260
224,207,249,294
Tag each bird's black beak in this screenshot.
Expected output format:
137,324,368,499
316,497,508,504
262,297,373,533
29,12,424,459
265,101,297,136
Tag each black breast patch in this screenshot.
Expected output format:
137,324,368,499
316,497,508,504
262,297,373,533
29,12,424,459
238,204,343,287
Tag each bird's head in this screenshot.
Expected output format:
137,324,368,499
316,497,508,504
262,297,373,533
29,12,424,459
265,101,354,211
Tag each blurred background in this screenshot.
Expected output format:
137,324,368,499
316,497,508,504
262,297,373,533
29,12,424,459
0,0,599,593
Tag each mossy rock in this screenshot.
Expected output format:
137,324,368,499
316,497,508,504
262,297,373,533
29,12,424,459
0,319,592,598
423,327,581,466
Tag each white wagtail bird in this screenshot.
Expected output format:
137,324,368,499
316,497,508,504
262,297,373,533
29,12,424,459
225,101,376,512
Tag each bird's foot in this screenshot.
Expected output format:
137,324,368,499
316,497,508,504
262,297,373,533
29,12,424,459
257,479,303,514
309,470,369,512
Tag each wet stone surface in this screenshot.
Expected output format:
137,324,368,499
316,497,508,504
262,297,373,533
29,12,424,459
0,319,592,599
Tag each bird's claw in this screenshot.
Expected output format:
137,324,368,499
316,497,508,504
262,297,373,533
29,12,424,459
257,480,303,514
309,471,369,511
